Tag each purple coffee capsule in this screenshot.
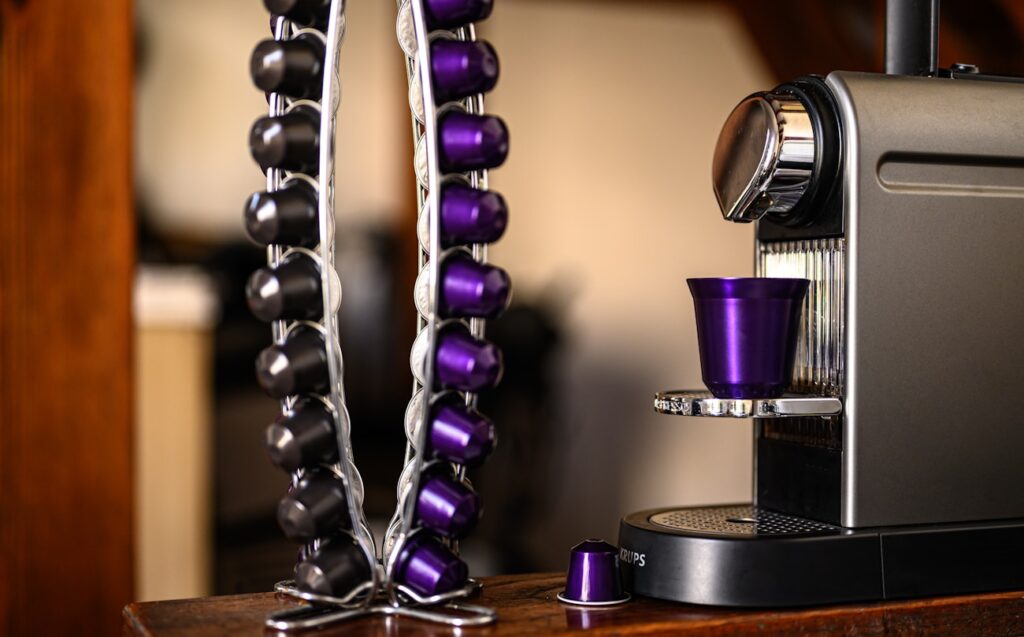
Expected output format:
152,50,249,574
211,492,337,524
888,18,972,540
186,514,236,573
411,324,503,392
688,277,810,399
430,40,499,104
393,534,469,597
423,0,493,30
558,539,630,606
436,327,503,390
265,399,338,473
246,252,322,322
442,255,511,318
255,325,329,398
296,539,372,597
276,470,349,543
430,400,496,466
416,472,481,539
438,111,509,173
249,105,320,173
244,181,319,247
439,183,508,246
415,254,511,319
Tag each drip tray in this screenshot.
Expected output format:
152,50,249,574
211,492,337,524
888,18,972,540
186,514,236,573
654,390,842,418
649,505,840,537
619,504,1024,607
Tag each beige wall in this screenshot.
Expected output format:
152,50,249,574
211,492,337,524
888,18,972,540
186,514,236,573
134,268,219,601
478,0,771,561
136,0,406,238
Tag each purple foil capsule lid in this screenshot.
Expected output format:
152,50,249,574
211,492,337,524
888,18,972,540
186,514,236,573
438,111,509,173
394,534,469,597
416,473,481,539
431,40,499,104
435,327,504,392
431,402,496,466
558,539,630,606
441,256,511,319
440,184,508,245
424,0,493,29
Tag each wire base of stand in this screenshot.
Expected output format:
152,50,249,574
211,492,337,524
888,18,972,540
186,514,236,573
266,579,497,630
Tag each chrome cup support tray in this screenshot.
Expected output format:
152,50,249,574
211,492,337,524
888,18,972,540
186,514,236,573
654,390,842,418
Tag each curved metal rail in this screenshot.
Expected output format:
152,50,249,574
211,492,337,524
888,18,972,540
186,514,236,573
311,0,380,596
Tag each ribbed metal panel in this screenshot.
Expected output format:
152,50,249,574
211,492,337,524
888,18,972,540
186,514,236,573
758,239,845,397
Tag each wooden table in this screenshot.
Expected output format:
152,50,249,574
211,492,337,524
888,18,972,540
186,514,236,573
123,573,1024,636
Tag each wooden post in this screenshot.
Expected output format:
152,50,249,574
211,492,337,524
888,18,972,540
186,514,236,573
0,0,134,634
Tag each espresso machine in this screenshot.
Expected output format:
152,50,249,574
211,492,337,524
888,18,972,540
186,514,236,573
618,0,1024,606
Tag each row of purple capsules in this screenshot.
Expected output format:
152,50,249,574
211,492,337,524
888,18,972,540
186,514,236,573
384,0,510,600
243,0,375,600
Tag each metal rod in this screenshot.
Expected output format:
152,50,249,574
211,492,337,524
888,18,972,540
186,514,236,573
384,0,443,589
314,0,380,595
885,0,940,76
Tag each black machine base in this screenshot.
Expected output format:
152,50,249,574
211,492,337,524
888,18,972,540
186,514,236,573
618,504,1024,607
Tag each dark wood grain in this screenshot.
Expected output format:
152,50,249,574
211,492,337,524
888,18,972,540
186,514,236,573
124,573,1024,636
0,0,135,635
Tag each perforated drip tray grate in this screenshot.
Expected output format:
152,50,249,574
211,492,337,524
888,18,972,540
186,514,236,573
648,505,840,537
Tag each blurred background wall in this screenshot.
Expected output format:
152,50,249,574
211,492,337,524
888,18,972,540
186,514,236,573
128,0,1024,602
4,1,1024,630
480,0,767,568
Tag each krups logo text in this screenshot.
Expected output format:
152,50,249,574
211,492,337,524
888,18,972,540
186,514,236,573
619,547,646,567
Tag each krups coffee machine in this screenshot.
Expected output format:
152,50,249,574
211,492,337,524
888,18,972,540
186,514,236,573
618,0,1024,606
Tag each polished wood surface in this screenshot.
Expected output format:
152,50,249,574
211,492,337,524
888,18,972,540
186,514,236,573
0,1,135,635
124,573,1024,636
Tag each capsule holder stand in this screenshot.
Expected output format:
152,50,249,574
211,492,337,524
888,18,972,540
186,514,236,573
246,0,505,630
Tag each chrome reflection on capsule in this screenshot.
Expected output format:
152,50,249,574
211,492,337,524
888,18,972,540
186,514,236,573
712,92,815,223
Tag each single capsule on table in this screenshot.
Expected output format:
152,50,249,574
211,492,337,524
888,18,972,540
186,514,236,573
249,105,320,173
246,252,322,322
255,325,329,399
276,469,349,543
265,399,338,473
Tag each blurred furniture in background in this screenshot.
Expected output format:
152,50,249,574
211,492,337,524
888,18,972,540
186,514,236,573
122,573,1024,636
0,1,134,634
715,0,1024,80
134,268,219,601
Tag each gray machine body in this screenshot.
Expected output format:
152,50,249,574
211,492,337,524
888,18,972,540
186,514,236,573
780,71,1024,528
618,70,1024,607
